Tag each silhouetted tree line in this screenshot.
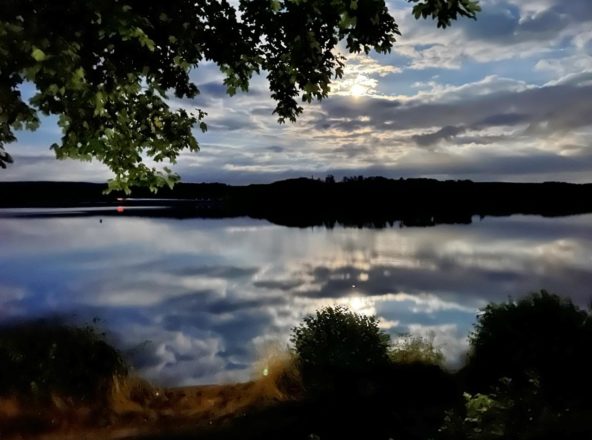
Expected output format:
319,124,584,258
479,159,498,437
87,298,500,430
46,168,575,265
2,178,592,227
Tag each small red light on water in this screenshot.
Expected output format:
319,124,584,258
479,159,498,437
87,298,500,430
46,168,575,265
116,206,125,213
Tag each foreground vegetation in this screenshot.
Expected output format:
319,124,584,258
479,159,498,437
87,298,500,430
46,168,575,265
1,291,591,439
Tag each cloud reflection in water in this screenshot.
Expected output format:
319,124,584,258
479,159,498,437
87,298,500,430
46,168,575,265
1,214,591,385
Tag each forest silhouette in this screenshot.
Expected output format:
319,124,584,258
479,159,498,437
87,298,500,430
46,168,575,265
2,178,592,228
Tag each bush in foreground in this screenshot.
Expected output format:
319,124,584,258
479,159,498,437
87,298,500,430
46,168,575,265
441,291,592,440
465,290,592,408
289,306,460,439
290,306,390,395
0,320,128,402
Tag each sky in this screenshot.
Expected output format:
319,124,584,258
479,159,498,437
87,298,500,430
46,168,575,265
2,0,592,184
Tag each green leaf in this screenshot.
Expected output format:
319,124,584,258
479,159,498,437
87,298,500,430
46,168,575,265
31,47,46,62
271,0,282,12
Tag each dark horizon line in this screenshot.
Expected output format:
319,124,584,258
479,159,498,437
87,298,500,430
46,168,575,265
2,176,592,187
3,177,592,229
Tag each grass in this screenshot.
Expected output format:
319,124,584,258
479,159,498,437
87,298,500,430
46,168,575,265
0,331,304,439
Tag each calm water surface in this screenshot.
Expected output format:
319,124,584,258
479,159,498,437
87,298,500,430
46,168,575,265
1,212,591,385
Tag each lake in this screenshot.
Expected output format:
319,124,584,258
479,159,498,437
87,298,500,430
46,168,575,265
1,211,591,386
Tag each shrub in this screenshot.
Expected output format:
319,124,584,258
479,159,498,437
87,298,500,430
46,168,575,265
465,290,592,408
0,320,128,402
290,306,390,396
439,391,510,440
439,379,592,440
390,335,444,366
290,307,462,439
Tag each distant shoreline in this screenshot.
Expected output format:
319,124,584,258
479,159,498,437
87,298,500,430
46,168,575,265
2,178,592,228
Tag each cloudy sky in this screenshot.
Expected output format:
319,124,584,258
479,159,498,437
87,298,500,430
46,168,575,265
3,0,592,184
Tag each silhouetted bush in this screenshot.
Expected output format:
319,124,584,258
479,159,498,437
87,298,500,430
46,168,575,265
0,320,128,402
290,306,390,397
464,290,592,409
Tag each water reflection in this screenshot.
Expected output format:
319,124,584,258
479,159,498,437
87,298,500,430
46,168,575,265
1,213,591,385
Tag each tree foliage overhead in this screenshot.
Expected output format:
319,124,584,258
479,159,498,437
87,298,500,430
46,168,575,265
0,0,480,191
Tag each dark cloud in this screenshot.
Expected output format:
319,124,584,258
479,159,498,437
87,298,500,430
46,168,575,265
251,106,276,116
453,135,510,145
265,145,285,153
204,296,287,315
174,265,259,279
552,0,592,23
154,289,285,323
198,81,229,98
519,9,567,34
413,125,467,147
331,143,371,158
253,279,304,290
477,113,529,127
318,97,401,121
462,6,520,41
208,113,254,131
459,0,590,45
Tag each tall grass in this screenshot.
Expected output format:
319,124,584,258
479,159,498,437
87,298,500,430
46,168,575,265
251,342,303,401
